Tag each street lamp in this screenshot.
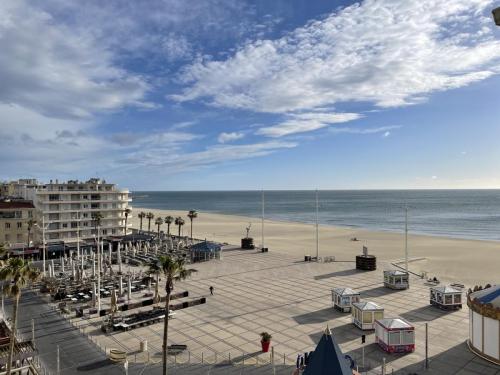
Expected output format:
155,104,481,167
493,7,500,26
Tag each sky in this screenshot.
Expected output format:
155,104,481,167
1,0,500,190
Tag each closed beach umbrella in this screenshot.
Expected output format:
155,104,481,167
48,264,52,278
61,257,65,273
110,288,118,319
51,259,55,275
119,275,123,296
117,243,122,274
92,282,97,307
71,261,76,278
92,254,96,277
127,276,131,300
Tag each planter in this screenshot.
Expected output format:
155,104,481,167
261,340,271,353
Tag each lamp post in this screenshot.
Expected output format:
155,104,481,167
493,7,500,26
35,217,50,277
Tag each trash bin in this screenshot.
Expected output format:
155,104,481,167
140,340,148,352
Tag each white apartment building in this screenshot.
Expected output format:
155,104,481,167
34,178,132,244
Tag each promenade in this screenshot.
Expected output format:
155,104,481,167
68,247,499,374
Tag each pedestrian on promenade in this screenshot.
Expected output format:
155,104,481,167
209,286,214,295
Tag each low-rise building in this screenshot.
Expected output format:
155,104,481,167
0,199,37,249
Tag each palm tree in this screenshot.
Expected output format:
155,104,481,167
26,219,37,247
146,212,155,233
154,255,193,375
174,217,185,237
138,212,146,232
0,258,40,374
164,216,174,236
187,210,198,241
124,208,131,235
155,217,163,239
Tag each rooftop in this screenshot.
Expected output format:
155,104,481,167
375,318,414,330
0,199,35,209
470,284,500,308
332,287,359,296
352,301,383,311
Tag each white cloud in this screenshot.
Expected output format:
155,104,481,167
218,132,245,143
257,112,361,137
0,0,151,119
119,140,297,172
172,0,500,115
383,131,391,138
329,125,400,136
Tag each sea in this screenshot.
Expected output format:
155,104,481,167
131,190,500,241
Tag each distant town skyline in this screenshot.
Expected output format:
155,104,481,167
1,0,500,190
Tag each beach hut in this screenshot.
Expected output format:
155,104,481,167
430,285,463,310
352,301,384,330
190,241,222,263
302,326,353,375
375,318,415,353
332,288,360,312
467,284,500,365
383,270,409,290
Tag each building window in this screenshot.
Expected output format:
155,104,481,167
28,211,33,218
83,222,88,227
17,222,22,229
71,222,78,228
15,211,22,218
5,223,10,229
62,223,68,228
17,234,23,241
4,234,10,241
49,194,60,201
83,195,88,199
83,213,88,218
102,229,107,235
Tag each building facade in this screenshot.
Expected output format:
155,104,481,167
0,199,37,249
34,178,132,245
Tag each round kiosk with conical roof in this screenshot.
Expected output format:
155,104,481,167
467,284,499,365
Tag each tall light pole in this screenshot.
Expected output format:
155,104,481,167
261,190,265,250
315,189,319,261
404,205,409,274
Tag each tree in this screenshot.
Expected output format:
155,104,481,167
154,255,193,375
164,216,174,236
26,219,36,247
138,212,146,232
146,212,155,233
0,258,40,374
187,210,198,241
174,217,185,237
155,217,163,239
124,208,131,236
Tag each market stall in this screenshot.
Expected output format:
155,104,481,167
375,318,415,353
332,287,360,312
352,301,384,330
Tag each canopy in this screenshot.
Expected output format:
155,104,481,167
190,241,221,253
303,327,352,375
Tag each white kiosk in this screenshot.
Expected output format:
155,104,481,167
352,301,384,330
332,287,360,312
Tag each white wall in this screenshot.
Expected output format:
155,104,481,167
483,317,499,360
472,311,482,350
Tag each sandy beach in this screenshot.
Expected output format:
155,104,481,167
131,207,500,287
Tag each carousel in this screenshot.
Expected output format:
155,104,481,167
430,285,463,310
332,288,361,312
375,318,415,353
467,284,499,365
352,301,384,330
383,270,409,290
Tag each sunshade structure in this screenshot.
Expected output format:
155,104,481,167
303,326,352,375
190,241,222,263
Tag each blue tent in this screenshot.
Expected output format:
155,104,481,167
303,327,352,375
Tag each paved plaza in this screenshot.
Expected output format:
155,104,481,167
69,248,499,374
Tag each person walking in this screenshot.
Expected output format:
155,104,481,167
209,286,214,295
